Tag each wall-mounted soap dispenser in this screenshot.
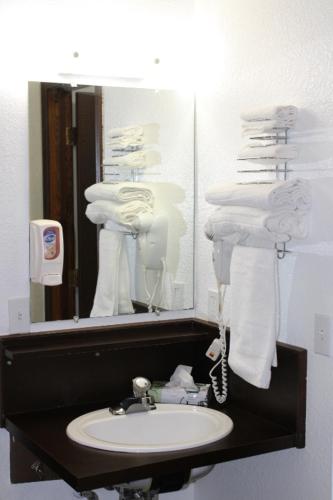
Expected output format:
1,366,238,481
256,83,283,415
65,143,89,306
30,220,64,286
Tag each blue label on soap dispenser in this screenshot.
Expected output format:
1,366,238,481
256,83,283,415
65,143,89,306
43,227,59,260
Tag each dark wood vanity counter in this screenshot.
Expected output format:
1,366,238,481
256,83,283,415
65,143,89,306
6,401,299,491
0,319,306,492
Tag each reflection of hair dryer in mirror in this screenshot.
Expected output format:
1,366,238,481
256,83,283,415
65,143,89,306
30,220,64,286
137,213,169,312
137,213,168,271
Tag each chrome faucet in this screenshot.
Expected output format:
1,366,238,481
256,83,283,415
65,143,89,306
110,377,156,415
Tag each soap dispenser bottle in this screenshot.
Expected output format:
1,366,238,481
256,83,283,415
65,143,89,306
30,220,64,286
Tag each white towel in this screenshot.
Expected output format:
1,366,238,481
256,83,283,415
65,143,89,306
90,229,134,317
104,150,161,169
238,144,298,164
241,119,296,135
85,182,154,206
228,245,279,388
108,123,159,142
86,200,153,226
241,105,298,123
108,125,145,138
108,135,145,149
205,179,311,211
205,206,308,243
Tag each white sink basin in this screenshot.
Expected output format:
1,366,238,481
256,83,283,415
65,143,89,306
66,403,233,453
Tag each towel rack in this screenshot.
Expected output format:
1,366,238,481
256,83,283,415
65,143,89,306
237,128,291,259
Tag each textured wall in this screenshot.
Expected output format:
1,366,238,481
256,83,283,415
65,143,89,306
194,0,333,499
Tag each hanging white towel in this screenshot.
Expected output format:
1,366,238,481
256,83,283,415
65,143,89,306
90,229,134,317
240,105,298,123
85,182,154,206
86,200,153,226
238,144,298,164
228,245,279,388
205,179,311,211
104,150,161,169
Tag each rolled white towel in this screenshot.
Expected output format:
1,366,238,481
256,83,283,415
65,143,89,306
108,125,144,138
86,200,153,226
205,179,311,211
241,105,298,122
108,135,145,149
205,205,309,243
108,123,159,142
238,144,298,164
241,119,296,135
85,182,154,206
104,150,161,169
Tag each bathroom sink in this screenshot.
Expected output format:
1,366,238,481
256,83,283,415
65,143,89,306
66,403,233,453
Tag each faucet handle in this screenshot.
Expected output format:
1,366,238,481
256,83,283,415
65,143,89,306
132,377,151,397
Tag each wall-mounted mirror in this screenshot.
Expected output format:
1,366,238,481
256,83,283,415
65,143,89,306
29,82,194,323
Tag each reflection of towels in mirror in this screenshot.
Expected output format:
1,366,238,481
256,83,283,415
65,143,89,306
108,123,160,143
104,150,161,169
85,182,154,206
85,200,153,226
90,229,134,317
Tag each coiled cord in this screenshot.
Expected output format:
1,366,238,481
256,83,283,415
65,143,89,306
209,322,228,404
209,284,229,404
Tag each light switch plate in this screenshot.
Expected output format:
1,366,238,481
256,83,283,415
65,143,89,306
314,313,333,356
8,297,30,333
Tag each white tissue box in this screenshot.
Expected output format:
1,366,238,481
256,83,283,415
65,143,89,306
148,381,210,406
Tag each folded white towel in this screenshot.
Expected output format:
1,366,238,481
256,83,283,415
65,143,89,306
86,200,153,226
238,144,298,164
205,206,308,243
108,135,146,149
85,182,154,206
241,105,298,122
205,179,311,211
104,150,161,169
109,125,145,138
228,245,279,388
242,119,296,135
108,144,143,153
90,229,134,317
108,123,159,142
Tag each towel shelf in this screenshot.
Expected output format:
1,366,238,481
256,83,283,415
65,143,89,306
237,126,293,258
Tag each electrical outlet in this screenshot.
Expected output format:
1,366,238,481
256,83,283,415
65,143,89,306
8,297,30,333
208,289,219,322
314,313,333,356
172,282,184,309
